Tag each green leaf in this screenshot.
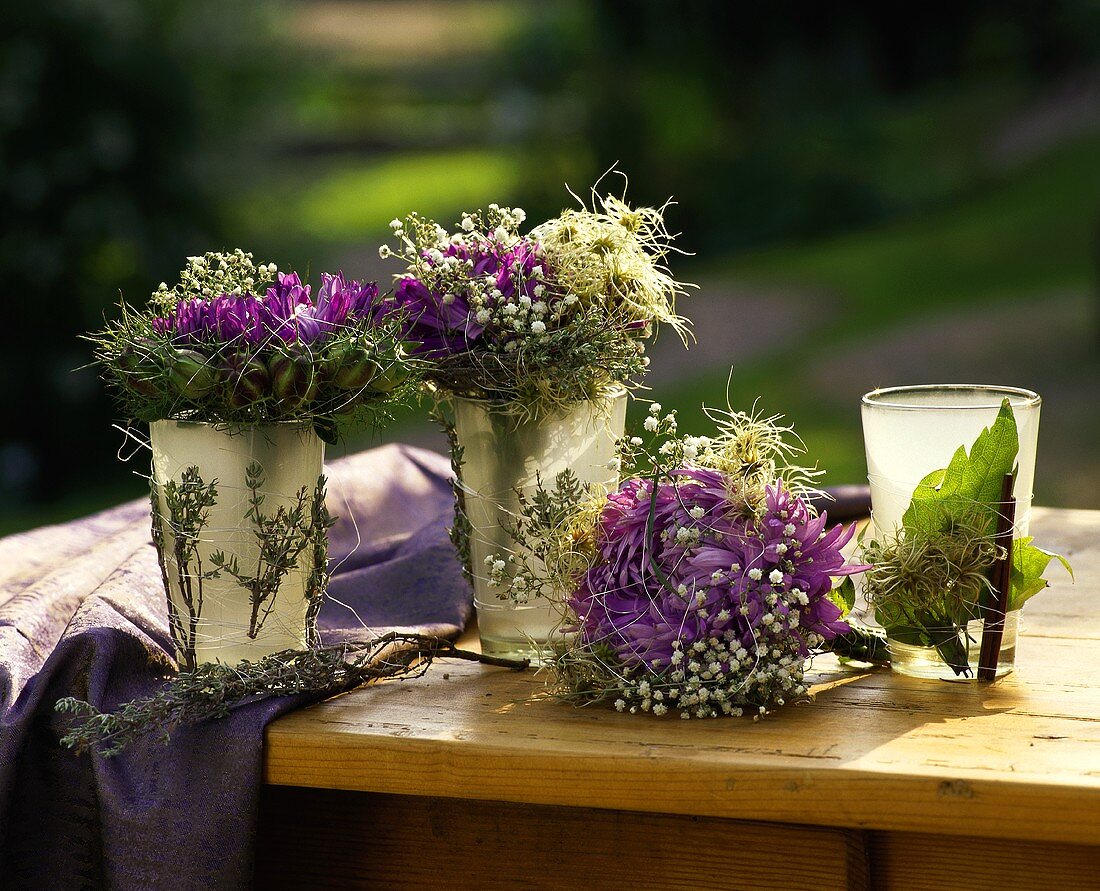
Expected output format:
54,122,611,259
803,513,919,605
877,601,973,676
1008,536,1074,611
829,576,856,615
902,398,1018,535
828,625,890,665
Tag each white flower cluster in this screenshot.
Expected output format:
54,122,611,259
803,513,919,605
153,249,277,308
615,402,679,472
484,552,541,603
383,206,585,353
612,630,810,720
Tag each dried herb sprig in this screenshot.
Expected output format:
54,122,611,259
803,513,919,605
863,516,999,621
432,402,473,584
207,463,329,640
151,467,220,670
861,517,999,674
56,634,528,757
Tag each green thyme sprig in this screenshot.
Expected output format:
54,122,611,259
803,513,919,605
55,635,529,757
152,464,336,669
152,466,220,671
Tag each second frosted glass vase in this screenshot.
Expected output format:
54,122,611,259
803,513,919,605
451,389,627,662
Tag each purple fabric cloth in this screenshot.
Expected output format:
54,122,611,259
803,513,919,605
0,444,470,889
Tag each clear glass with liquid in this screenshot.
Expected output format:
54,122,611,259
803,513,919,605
860,385,1040,679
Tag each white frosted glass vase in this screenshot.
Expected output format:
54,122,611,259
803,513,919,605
451,389,627,663
149,420,326,667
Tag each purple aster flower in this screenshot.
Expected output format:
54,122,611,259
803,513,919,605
153,294,269,346
293,273,380,343
152,271,383,349
382,237,559,356
262,272,315,343
570,469,863,673
389,276,484,355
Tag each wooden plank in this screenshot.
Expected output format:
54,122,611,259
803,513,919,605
868,830,1100,891
264,509,1100,846
255,787,870,891
1010,507,1097,638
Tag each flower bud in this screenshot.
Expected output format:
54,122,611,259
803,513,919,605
365,356,409,393
222,356,271,409
330,347,380,391
169,349,217,399
268,353,318,408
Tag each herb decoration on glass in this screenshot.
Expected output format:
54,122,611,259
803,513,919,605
860,387,1071,680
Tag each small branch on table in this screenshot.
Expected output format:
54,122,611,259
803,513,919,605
54,633,529,757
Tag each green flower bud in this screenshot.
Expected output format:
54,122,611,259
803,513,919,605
268,353,318,408
223,357,271,410
169,349,217,399
331,347,380,391
117,342,165,399
366,359,409,393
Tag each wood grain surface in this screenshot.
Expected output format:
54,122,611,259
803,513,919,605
257,788,872,891
263,508,1100,849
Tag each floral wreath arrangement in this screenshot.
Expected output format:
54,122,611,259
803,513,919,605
488,399,871,718
377,177,692,416
860,399,1070,677
88,249,417,442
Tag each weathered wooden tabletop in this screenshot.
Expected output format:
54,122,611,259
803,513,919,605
261,507,1100,889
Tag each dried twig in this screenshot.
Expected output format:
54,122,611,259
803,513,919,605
55,634,528,757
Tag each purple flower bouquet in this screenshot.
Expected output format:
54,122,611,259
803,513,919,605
490,402,868,717
90,249,419,437
86,250,421,666
375,182,691,416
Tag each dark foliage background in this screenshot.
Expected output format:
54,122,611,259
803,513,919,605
3,0,1098,531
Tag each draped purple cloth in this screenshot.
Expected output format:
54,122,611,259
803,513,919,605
0,445,471,889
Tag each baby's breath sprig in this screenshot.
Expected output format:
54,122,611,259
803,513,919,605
150,249,277,312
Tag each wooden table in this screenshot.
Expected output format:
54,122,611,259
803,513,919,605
259,508,1100,890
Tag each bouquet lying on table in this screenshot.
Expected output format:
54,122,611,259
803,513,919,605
487,400,873,719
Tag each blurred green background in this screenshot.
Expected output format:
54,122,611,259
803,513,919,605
3,0,1099,534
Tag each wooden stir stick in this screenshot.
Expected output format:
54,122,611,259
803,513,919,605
977,472,1016,681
